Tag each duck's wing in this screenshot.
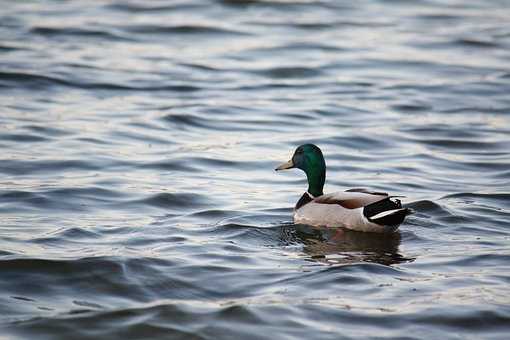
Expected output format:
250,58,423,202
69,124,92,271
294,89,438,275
314,191,388,209
344,188,389,196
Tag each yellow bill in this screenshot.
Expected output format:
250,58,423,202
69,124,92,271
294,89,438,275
275,159,294,171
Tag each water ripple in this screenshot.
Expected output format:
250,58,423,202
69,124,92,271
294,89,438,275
30,26,132,42
1,0,510,338
0,71,201,92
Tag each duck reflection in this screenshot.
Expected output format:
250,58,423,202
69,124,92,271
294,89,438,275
280,224,413,266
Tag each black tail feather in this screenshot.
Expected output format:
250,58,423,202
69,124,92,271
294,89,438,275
363,198,412,226
369,208,413,226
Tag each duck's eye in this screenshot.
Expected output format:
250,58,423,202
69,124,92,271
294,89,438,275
296,149,303,154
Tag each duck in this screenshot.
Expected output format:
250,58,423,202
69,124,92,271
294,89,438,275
275,144,412,233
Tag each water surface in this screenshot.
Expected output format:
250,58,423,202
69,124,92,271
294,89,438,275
1,0,510,339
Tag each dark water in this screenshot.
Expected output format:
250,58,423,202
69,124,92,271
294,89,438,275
1,0,510,339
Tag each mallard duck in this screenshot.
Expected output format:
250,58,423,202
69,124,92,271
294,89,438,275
275,144,412,233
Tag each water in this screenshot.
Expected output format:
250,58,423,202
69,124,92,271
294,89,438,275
1,0,510,338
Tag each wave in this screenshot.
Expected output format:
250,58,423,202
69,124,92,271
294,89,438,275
0,44,26,52
406,200,451,216
30,26,132,41
137,192,210,209
7,299,510,339
106,2,207,12
0,71,201,92
160,113,302,132
0,133,48,143
0,159,102,175
454,38,501,48
0,187,126,213
440,192,510,201
251,66,322,79
123,24,250,37
246,42,345,54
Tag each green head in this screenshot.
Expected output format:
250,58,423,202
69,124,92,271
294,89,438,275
275,144,326,197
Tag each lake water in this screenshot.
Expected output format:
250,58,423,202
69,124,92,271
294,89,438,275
1,0,510,339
